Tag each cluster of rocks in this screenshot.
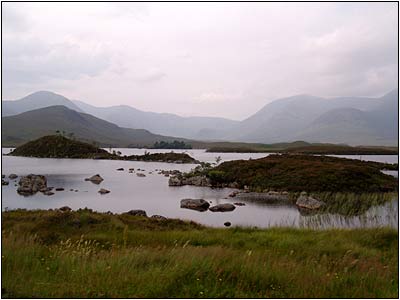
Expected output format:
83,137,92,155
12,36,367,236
180,198,237,213
17,174,48,196
169,175,211,187
124,209,167,220
158,170,182,177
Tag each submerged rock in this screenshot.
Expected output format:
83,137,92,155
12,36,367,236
233,202,246,206
296,193,325,210
136,173,146,177
98,188,110,194
55,187,65,191
209,203,236,212
8,174,18,179
180,198,210,211
43,191,54,196
85,174,104,184
125,210,147,217
17,174,47,196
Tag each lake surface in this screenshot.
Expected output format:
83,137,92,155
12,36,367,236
2,148,398,229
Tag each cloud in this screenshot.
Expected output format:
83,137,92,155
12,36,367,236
134,69,166,83
2,2,398,119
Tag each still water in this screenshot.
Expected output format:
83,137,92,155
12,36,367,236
2,148,398,229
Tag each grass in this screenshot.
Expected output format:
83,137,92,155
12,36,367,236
2,209,398,298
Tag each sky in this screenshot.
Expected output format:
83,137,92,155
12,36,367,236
2,2,398,120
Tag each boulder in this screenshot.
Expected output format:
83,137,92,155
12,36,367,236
55,188,64,191
151,215,167,220
8,174,18,179
117,168,124,171
17,174,47,196
180,198,210,211
84,174,104,184
296,194,325,210
136,173,146,177
209,203,236,212
224,222,231,227
168,176,183,186
98,188,110,194
126,210,147,217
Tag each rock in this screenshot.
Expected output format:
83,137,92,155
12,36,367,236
17,174,47,196
224,222,231,227
168,176,183,186
8,174,18,179
84,174,104,184
209,203,236,212
126,210,147,217
98,188,110,194
151,215,167,220
40,187,53,193
164,174,170,177
59,206,72,212
117,168,124,171
180,199,210,211
296,195,325,210
43,191,54,196
2,180,9,186
1,175,5,178
129,168,135,171
55,188,64,191
136,173,146,177
229,191,239,197
70,189,74,191
234,202,246,206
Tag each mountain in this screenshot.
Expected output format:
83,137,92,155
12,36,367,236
2,105,193,147
225,90,398,146
72,99,239,140
2,91,83,116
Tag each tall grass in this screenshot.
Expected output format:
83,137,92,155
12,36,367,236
2,210,398,298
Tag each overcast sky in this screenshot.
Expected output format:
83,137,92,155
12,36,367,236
3,2,398,120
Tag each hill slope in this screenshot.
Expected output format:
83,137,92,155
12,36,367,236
73,99,239,140
2,106,193,147
225,90,398,146
3,91,83,116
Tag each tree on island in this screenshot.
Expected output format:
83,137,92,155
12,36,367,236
153,140,192,149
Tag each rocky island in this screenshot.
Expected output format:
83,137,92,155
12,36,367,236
8,135,199,164
169,154,398,214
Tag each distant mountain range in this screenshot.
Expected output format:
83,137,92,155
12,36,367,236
2,89,398,146
2,105,193,147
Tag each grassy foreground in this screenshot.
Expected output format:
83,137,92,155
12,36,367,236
2,209,398,298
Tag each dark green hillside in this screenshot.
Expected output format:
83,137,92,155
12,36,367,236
2,105,194,148
127,152,197,163
206,154,398,193
9,135,112,159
